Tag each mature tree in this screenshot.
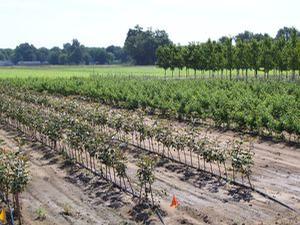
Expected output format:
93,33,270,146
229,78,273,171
260,37,274,78
106,52,114,64
273,37,288,75
243,41,251,78
219,36,228,44
58,53,68,65
0,49,12,60
204,40,212,73
63,43,72,54
174,45,185,76
12,43,37,63
36,47,49,62
215,42,226,75
224,37,234,79
253,33,269,42
205,40,218,76
249,39,260,78
276,27,300,41
168,45,177,77
156,45,171,77
234,39,243,76
234,38,249,77
182,45,192,76
83,52,92,65
196,43,207,73
0,51,5,60
187,43,201,76
88,48,109,64
61,39,84,64
106,45,128,63
48,47,61,65
288,29,299,79
69,39,84,65
0,49,9,60
124,25,171,65
235,31,254,42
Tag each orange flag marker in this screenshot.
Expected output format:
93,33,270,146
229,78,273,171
0,208,6,224
170,195,179,208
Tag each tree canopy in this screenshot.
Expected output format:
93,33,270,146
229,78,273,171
1,40,129,65
156,27,300,79
0,26,299,68
124,25,172,65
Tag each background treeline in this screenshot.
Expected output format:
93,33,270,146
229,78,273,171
0,25,171,65
157,27,300,79
0,40,129,65
0,26,299,67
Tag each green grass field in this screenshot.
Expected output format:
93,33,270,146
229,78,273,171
0,65,165,78
0,65,296,79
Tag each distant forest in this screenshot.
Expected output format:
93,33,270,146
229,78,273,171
0,26,299,66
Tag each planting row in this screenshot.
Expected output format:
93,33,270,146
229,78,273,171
0,77,299,141
0,90,255,187
0,95,161,205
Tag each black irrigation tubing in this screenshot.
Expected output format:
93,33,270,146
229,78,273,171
127,142,297,213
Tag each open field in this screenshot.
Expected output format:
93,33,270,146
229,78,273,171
0,74,299,224
0,65,165,78
0,65,298,79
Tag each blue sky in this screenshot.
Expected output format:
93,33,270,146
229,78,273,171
0,0,299,48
